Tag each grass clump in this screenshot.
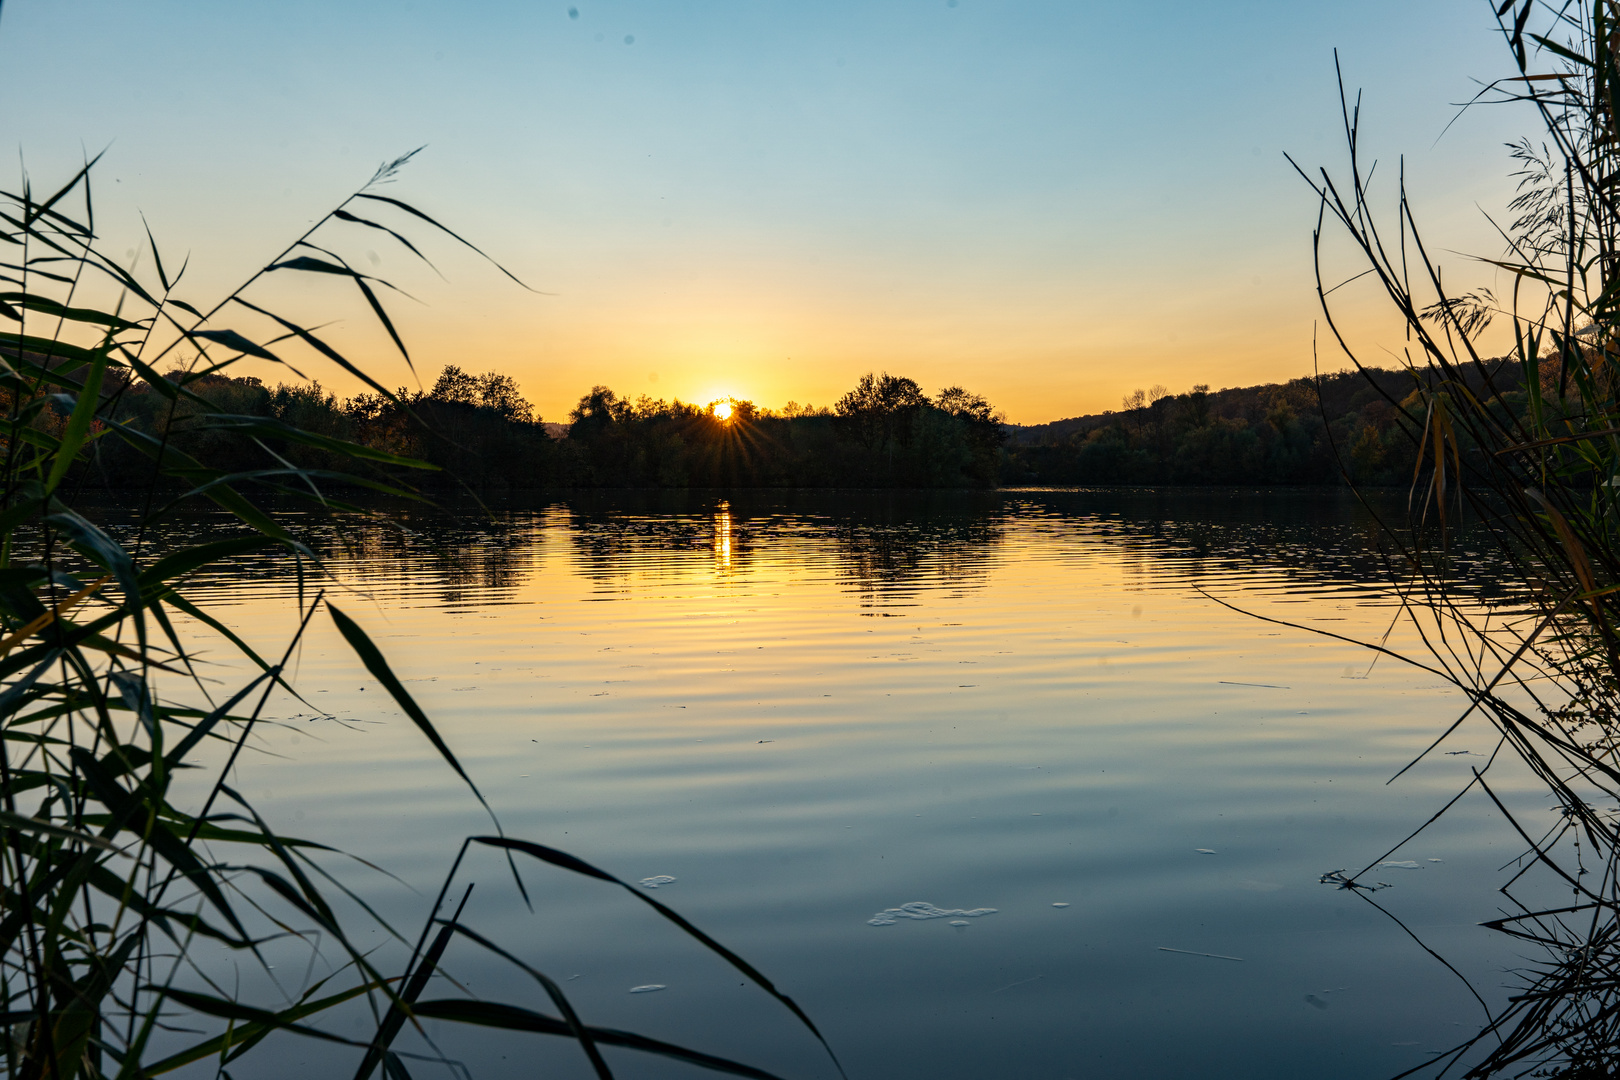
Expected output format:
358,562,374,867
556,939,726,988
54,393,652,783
1303,1,1620,1074
0,155,836,1079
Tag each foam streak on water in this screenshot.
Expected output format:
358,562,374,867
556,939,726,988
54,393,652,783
868,901,998,926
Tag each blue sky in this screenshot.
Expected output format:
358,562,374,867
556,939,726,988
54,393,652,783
0,0,1533,422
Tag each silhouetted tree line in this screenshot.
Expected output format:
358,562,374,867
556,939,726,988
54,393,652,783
60,355,1565,493
565,373,1002,487
73,365,1006,491
1000,363,1536,487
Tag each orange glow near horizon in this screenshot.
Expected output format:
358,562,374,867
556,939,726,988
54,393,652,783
1,0,1537,431
711,400,735,422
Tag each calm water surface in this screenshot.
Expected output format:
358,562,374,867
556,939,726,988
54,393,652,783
158,489,1551,1079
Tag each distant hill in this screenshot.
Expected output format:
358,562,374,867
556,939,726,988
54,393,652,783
998,362,1525,487
1005,367,1449,445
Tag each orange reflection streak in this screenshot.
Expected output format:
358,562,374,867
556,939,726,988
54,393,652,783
713,502,733,573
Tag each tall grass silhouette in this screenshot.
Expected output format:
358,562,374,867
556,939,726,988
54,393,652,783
0,154,838,1079
1300,1,1620,1074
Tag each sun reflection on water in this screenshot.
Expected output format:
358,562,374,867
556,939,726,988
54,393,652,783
713,501,732,572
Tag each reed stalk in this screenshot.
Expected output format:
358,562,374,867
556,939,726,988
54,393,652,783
1300,1,1620,1074
0,155,834,1079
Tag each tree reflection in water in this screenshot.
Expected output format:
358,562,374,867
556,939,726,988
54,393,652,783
143,488,1524,614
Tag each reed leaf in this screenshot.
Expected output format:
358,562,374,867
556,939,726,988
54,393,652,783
0,146,813,1080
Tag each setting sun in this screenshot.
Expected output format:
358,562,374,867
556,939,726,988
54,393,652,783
712,400,735,422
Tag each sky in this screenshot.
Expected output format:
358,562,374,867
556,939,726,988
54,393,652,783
0,0,1540,424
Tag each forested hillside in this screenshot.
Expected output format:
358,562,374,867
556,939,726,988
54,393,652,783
1001,363,1530,487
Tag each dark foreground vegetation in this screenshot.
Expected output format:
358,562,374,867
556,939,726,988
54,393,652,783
1300,2,1620,1076
0,159,837,1078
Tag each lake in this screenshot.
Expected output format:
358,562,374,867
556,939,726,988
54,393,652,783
160,488,1551,1079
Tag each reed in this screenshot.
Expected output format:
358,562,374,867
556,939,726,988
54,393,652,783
1301,1,1620,1074
0,155,836,1078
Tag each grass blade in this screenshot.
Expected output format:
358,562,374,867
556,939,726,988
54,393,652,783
45,351,106,491
472,836,847,1079
328,603,489,814
412,999,792,1080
